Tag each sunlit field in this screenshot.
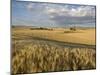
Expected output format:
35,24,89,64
12,26,96,74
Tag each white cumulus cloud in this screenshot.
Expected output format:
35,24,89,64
45,5,95,17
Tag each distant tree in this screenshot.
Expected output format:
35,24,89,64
12,26,15,28
70,26,76,31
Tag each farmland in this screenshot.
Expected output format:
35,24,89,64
12,26,96,74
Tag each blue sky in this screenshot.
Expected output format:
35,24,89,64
12,0,96,27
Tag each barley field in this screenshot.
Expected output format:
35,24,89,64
12,27,96,74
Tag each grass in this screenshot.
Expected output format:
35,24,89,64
12,27,96,74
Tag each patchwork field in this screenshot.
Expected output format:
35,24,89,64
12,26,96,74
